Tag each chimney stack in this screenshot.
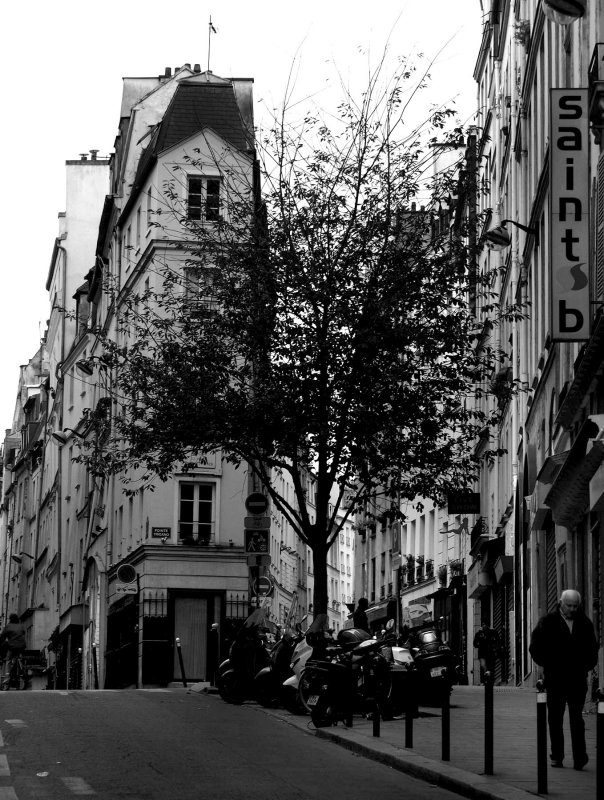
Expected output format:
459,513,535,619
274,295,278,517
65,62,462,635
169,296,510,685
90,149,98,161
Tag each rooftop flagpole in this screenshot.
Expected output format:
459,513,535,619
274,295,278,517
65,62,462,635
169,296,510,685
208,16,217,76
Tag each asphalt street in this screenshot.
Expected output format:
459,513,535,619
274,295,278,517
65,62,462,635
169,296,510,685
0,689,458,800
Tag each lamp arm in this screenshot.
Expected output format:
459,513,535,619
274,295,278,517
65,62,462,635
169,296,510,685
501,219,537,235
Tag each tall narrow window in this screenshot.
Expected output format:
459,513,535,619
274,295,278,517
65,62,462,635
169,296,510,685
187,176,221,221
179,482,214,542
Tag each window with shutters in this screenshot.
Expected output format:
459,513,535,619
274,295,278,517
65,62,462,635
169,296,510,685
178,482,215,543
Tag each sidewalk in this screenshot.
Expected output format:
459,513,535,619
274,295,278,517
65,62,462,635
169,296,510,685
231,685,599,800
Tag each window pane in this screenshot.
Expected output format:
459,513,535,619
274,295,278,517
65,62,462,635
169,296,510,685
205,179,220,221
188,176,202,220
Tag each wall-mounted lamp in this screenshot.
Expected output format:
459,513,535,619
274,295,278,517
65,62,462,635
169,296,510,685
542,0,585,26
484,219,537,251
51,428,85,446
12,552,35,565
76,359,94,376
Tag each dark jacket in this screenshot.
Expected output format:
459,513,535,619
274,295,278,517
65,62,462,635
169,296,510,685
0,622,26,652
529,608,598,687
473,627,500,659
352,609,369,633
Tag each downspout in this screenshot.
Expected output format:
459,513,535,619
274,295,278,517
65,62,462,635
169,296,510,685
56,243,67,633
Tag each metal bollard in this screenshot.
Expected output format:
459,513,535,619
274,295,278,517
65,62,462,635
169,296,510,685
373,698,380,737
92,643,99,690
405,670,416,748
441,676,450,761
484,670,494,775
536,679,547,795
597,688,604,799
175,637,188,687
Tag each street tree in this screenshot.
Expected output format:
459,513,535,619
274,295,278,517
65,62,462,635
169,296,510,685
86,57,521,616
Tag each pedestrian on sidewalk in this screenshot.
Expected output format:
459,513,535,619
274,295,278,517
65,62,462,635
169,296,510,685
353,598,370,633
529,589,598,771
473,621,500,683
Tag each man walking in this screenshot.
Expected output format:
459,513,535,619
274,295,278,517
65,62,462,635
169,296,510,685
529,589,598,770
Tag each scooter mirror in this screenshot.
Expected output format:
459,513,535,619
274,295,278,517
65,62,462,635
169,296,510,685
385,619,395,631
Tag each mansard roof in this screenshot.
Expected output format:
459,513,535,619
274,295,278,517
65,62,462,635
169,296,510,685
119,80,252,227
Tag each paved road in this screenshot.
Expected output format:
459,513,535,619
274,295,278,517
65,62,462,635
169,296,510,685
0,689,458,800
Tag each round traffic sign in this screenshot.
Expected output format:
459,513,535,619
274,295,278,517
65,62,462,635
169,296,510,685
252,575,274,597
245,492,269,515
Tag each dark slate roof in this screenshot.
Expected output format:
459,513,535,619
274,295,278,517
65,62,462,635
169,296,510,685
119,81,251,227
155,81,250,154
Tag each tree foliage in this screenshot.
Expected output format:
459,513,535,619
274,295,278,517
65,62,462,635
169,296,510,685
84,57,522,614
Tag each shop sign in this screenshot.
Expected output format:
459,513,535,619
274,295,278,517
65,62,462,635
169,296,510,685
550,89,590,341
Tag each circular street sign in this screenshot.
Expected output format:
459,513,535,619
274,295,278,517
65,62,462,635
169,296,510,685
245,492,269,515
252,575,274,597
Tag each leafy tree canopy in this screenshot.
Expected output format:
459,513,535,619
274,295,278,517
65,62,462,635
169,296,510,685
83,55,521,614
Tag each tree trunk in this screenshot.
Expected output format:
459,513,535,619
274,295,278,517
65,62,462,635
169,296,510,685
311,540,329,617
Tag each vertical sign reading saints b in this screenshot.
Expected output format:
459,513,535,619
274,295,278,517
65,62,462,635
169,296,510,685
550,89,590,341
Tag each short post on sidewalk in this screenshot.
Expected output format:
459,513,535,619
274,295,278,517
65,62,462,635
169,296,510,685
597,687,604,799
175,637,188,688
441,674,450,761
405,670,416,748
484,670,494,775
536,679,547,795
372,698,380,737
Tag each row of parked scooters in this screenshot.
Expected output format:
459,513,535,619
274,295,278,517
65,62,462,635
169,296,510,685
216,602,461,727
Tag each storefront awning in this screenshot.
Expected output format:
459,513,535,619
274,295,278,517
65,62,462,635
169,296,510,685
366,600,397,625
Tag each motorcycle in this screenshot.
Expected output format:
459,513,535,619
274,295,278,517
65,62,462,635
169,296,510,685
217,608,275,704
285,613,341,713
402,604,457,705
301,624,394,727
254,602,307,709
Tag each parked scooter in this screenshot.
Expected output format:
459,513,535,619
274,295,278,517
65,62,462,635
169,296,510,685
302,626,394,727
254,604,307,709
217,608,274,704
285,613,340,713
401,604,457,705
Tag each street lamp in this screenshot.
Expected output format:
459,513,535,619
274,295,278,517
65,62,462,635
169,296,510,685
11,552,35,565
542,0,585,25
484,219,537,251
51,428,85,446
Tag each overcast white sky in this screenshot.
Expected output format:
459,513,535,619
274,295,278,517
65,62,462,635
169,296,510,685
0,0,483,432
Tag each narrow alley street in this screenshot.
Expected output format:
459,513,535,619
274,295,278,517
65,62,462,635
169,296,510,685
0,688,453,800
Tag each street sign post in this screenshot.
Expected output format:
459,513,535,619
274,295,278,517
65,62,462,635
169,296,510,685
245,529,269,553
251,574,274,597
245,492,269,515
244,516,270,529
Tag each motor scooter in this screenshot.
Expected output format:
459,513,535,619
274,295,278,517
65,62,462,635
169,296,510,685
254,600,307,708
302,627,393,727
402,604,457,705
216,608,275,704
284,613,340,713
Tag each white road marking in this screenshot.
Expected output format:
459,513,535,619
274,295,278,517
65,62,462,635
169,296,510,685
4,720,25,727
61,777,96,795
0,788,18,799
0,731,4,746
0,754,9,776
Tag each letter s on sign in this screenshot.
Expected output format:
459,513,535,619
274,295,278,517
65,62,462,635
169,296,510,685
558,95,583,119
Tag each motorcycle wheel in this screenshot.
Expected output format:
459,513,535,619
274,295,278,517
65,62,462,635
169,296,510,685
298,670,316,712
310,693,337,728
283,685,307,715
217,672,244,705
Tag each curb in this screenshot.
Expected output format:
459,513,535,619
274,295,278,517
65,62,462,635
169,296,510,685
222,697,539,800
312,725,535,800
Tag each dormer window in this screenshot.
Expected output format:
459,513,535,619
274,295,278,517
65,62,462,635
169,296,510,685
187,176,221,222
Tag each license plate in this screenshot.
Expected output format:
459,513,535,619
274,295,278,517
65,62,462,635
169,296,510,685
431,667,445,678
307,694,320,707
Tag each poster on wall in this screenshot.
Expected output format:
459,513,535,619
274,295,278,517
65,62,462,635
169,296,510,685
550,88,590,341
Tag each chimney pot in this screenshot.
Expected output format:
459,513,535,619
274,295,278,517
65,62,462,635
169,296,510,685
90,149,98,161
164,67,171,77
79,153,88,161
184,63,191,69
194,63,201,72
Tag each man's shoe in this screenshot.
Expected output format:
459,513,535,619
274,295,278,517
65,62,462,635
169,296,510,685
573,755,588,771
550,759,564,768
